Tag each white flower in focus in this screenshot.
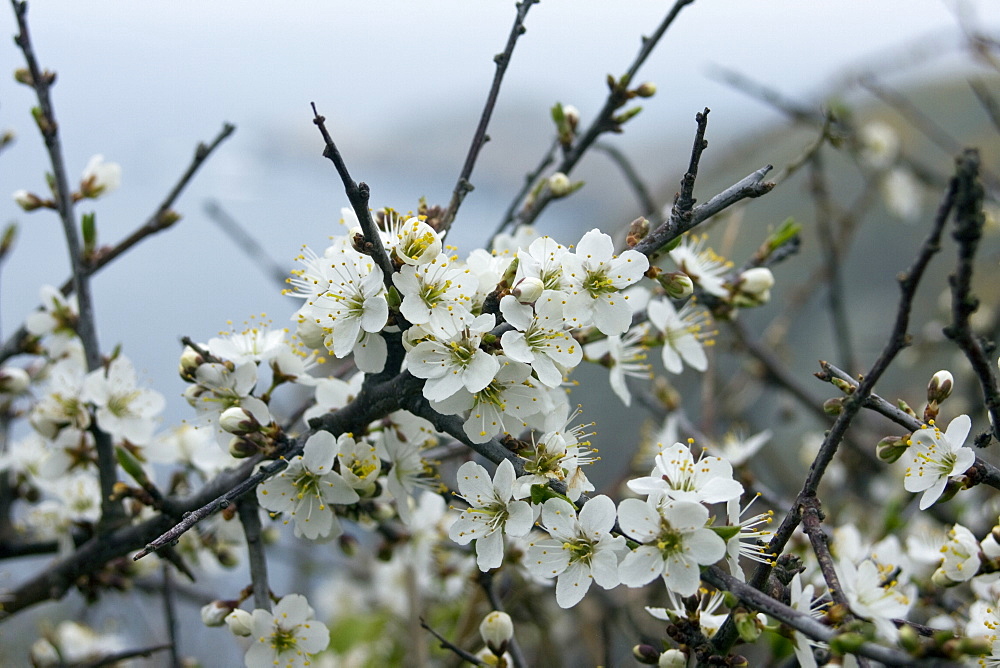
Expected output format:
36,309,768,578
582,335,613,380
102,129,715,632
81,356,165,445
449,459,535,571
647,297,713,374
627,441,743,505
514,421,597,502
393,256,476,337
617,497,726,596
406,313,499,401
933,523,980,584
901,414,974,510
881,167,923,222
668,235,731,298
514,236,572,296
257,431,360,540
561,229,649,335
500,295,582,388
79,154,121,198
389,216,443,265
336,433,380,495
837,558,914,641
302,248,388,361
431,357,544,444
526,495,626,608
583,324,651,406
208,319,287,364
244,594,330,668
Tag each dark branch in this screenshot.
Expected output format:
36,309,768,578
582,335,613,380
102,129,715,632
441,0,539,232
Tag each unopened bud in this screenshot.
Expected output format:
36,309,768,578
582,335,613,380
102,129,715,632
562,104,580,131
823,397,844,416
635,82,657,98
225,609,253,637
632,644,661,664
932,566,956,588
12,189,43,211
479,610,513,655
898,624,920,652
548,172,572,197
829,631,867,655
876,435,909,463
228,436,259,459
658,648,686,668
511,277,544,304
733,609,762,643
220,406,260,435
927,370,954,404
179,346,203,381
626,216,649,248
201,600,236,627
0,366,30,394
658,272,694,300
830,377,855,395
738,267,774,296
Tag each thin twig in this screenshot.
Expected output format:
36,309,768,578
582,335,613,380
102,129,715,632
672,108,710,219
942,148,1000,442
420,618,485,666
508,0,696,231
634,165,774,258
310,103,394,286
441,0,539,233
493,137,558,241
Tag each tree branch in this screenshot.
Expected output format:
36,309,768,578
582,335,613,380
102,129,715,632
440,0,539,233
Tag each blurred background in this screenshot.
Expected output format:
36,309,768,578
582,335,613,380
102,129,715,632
3,1,1000,665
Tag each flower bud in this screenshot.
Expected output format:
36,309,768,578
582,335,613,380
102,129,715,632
228,436,259,459
738,267,774,296
13,189,43,211
225,609,253,637
632,644,660,664
876,435,909,463
658,272,694,300
220,406,260,435
511,277,544,304
201,600,236,627
178,346,203,381
562,104,580,131
0,366,30,394
932,566,957,588
479,610,514,655
823,397,844,416
635,82,657,98
927,370,954,405
733,609,762,643
626,216,649,248
548,172,572,197
657,649,686,668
